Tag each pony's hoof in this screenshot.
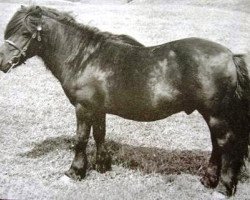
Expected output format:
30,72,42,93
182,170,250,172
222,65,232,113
95,154,112,173
216,181,235,197
65,168,86,181
95,162,112,173
200,174,218,188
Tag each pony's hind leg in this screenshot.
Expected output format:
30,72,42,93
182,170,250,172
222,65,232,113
200,115,222,188
216,115,248,196
65,104,92,180
201,112,248,196
93,113,112,173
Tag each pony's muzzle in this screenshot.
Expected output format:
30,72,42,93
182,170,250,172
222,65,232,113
1,66,10,73
0,60,13,73
0,53,8,73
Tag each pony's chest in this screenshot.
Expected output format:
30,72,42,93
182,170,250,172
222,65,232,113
62,65,113,105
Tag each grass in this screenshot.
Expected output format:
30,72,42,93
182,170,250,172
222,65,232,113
0,0,249,199
19,136,210,176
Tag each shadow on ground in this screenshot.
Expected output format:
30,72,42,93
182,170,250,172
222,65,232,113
19,135,211,176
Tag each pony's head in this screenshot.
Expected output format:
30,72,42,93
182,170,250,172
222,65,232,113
0,6,43,73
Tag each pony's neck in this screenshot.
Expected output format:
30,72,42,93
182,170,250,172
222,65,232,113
38,18,103,83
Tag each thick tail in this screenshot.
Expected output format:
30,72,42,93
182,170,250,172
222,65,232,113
233,54,250,147
233,55,249,96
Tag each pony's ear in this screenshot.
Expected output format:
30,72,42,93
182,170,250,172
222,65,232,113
29,6,43,18
25,6,43,32
21,5,26,10
35,6,42,13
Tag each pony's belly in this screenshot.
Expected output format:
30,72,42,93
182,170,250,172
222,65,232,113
106,87,184,121
109,110,174,122
108,100,183,122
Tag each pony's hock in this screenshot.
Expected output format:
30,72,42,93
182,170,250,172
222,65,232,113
0,5,249,197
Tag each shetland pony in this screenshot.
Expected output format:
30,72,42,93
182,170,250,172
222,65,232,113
0,6,249,196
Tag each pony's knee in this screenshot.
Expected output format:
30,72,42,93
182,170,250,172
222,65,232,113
75,103,94,122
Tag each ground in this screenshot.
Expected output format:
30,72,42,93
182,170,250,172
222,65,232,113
0,0,249,199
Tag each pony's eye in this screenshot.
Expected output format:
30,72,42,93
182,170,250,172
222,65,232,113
8,46,17,52
22,32,30,37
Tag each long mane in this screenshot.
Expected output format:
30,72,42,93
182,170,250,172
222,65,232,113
4,9,27,39
4,6,143,74
4,6,100,39
5,6,144,44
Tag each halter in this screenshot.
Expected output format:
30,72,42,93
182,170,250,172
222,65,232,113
4,24,42,73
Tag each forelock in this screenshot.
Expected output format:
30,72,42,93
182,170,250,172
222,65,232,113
4,9,27,39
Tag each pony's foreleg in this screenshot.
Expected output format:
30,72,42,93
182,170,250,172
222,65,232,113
65,104,92,180
93,113,112,173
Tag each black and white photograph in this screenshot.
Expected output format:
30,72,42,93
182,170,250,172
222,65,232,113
0,0,249,199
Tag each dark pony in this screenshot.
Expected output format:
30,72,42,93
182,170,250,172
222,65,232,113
0,6,249,197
